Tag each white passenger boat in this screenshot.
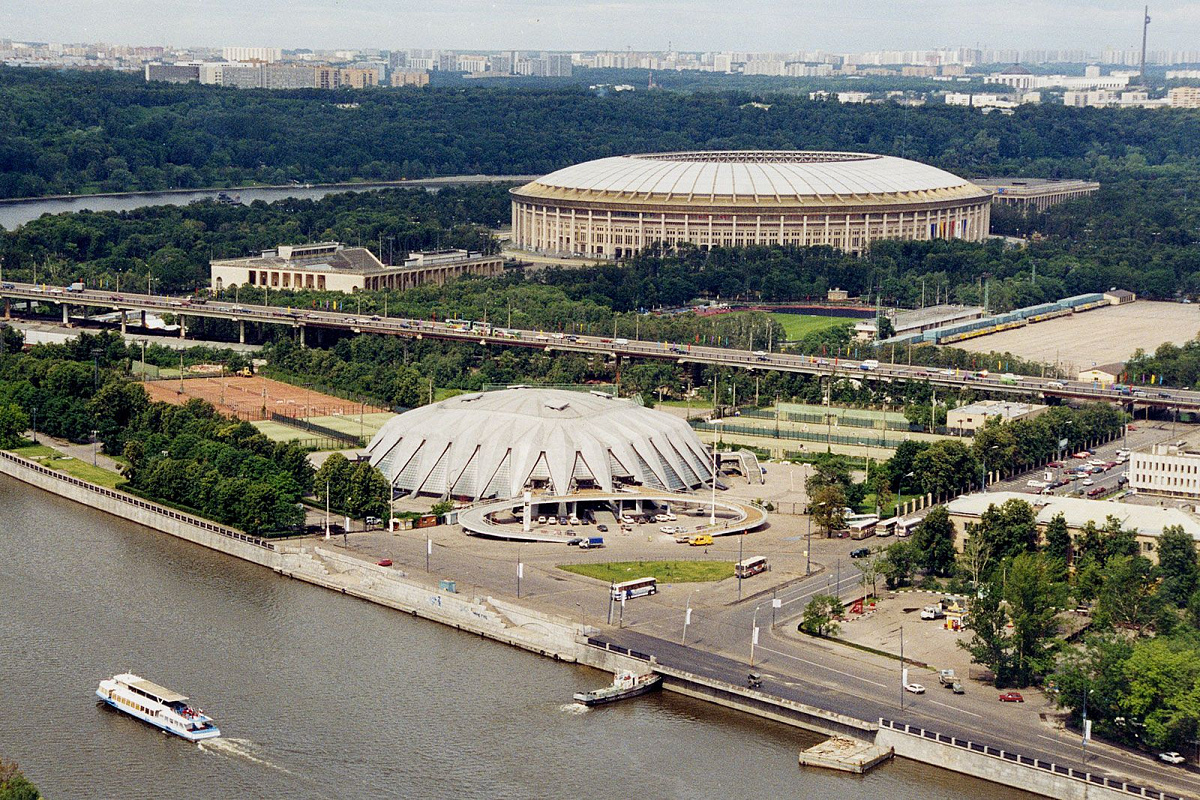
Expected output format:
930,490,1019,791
95,673,221,741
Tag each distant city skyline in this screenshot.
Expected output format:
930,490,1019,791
3,0,1200,53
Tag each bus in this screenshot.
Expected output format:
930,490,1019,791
876,518,898,538
611,577,658,600
735,556,768,579
843,513,879,526
896,517,921,538
848,518,878,540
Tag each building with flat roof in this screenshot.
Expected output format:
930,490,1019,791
973,178,1100,212
1130,438,1200,500
1169,87,1200,109
209,243,504,294
946,400,1047,434
946,491,1200,564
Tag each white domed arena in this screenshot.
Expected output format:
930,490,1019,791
366,388,714,502
510,150,992,258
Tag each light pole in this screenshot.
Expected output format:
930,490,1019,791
91,429,98,466
31,407,37,445
749,605,760,667
737,533,744,601
709,443,718,526
1081,687,1093,765
682,592,694,645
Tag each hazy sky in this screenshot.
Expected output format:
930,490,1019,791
3,0,1197,52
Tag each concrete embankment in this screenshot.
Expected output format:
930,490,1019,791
0,450,1181,800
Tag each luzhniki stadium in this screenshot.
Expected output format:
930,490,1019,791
510,150,992,258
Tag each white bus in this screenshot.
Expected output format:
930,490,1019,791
611,577,658,600
876,518,898,537
735,556,768,579
896,517,921,538
848,518,878,540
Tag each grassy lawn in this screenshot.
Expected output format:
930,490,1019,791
41,454,125,488
855,491,922,517
770,313,856,340
8,444,58,459
559,560,735,584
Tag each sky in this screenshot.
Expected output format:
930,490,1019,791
2,0,1198,53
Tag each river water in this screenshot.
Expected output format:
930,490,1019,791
0,176,529,231
0,475,1034,799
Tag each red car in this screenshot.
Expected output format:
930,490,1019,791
376,558,393,567
999,691,1025,703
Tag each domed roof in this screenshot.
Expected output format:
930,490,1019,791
366,388,713,501
511,150,988,208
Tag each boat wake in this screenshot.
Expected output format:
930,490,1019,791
560,702,590,715
198,737,295,774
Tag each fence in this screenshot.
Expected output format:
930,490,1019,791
878,719,1184,800
0,450,275,551
741,407,928,434
270,412,364,447
693,420,923,450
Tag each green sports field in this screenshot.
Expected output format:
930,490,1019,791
770,313,857,340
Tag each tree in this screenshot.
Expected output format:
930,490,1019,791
1042,513,1072,581
960,586,1012,685
1095,555,1158,635
958,526,993,588
314,452,353,511
0,758,41,800
975,498,1039,567
0,402,29,449
430,499,454,517
913,506,957,577
345,461,389,519
911,440,978,498
800,594,843,637
1156,525,1200,608
858,553,883,598
810,484,847,538
881,540,918,589
1003,552,1065,686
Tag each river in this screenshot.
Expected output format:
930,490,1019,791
0,176,532,231
0,475,1035,799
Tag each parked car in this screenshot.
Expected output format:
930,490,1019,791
950,682,965,694
1159,752,1186,765
998,692,1025,703
904,683,926,694
596,524,608,532
849,547,871,559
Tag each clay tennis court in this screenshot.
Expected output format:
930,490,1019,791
141,375,387,421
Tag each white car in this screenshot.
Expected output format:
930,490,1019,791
537,515,547,524
665,513,677,521
660,526,676,533
1081,479,1095,486
905,683,926,694
654,514,669,522
1159,752,1186,765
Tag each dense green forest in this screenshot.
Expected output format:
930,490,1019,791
0,331,311,534
2,66,1199,198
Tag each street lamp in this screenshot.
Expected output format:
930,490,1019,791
92,429,98,466
806,500,825,575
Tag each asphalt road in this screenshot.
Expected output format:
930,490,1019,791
6,280,1200,411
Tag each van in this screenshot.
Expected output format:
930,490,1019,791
689,534,714,547
860,359,880,371
1047,381,1065,389
578,537,605,550
614,338,630,345
920,605,945,620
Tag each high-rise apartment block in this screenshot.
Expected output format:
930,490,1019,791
221,46,281,63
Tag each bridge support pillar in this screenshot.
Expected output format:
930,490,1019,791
298,324,306,348
3,298,9,320
140,309,146,328
120,311,127,335
238,319,246,344
62,304,69,325
178,315,186,339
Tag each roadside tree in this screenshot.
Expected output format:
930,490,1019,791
800,594,844,637
912,506,957,577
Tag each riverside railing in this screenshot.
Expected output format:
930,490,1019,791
0,450,275,551
877,719,1184,800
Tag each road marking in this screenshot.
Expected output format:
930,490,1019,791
928,698,981,718
752,645,887,688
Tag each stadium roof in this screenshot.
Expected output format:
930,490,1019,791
512,151,988,207
366,388,714,501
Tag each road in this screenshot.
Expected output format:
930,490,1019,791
4,280,1200,412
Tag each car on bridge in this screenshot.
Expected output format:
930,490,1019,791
1159,752,1186,765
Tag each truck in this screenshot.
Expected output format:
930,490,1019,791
578,537,605,550
66,281,85,292
938,669,957,686
920,605,945,620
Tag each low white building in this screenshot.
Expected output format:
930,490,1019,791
209,242,505,294
1131,441,1200,499
946,400,1047,434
